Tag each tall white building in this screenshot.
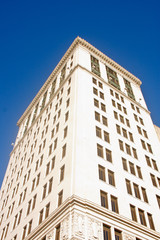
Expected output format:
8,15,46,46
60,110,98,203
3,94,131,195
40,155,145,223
0,37,160,240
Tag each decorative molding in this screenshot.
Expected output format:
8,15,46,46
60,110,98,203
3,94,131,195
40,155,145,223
87,216,102,240
123,233,136,240
71,212,85,239
16,36,141,127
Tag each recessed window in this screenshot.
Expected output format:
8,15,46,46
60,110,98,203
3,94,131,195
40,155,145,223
130,205,137,222
97,144,103,158
98,165,106,181
111,196,119,213
100,190,108,208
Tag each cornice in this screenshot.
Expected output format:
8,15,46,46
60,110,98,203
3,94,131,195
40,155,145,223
25,195,160,240
17,36,142,127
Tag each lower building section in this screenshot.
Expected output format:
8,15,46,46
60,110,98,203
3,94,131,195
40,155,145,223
25,195,160,240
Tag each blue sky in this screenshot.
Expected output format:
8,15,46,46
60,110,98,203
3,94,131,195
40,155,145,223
0,0,160,188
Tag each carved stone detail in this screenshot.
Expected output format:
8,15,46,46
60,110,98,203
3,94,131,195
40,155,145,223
61,215,70,240
87,217,102,240
123,233,136,240
71,212,85,239
46,230,54,240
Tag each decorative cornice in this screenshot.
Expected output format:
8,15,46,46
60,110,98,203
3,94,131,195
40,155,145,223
17,36,142,127
25,195,160,240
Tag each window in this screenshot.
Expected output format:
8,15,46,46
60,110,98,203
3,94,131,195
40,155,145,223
134,114,138,122
95,112,100,122
130,205,137,221
112,99,116,107
93,87,98,95
97,144,103,158
129,132,134,142
27,200,31,215
96,126,102,138
114,111,118,120
65,111,69,122
138,209,146,226
106,65,120,90
104,131,110,143
137,166,143,179
46,162,50,176
58,190,63,206
103,225,111,240
139,117,144,125
131,103,135,110
45,203,50,219
132,148,138,159
42,184,47,199
101,103,106,112
117,103,121,111
120,115,124,123
126,179,132,195
145,155,151,167
141,140,146,150
60,166,65,182
48,177,53,194
125,144,131,155
141,188,148,203
147,213,155,230
116,125,121,134
115,229,122,240
94,99,99,108
115,92,119,100
62,144,66,158
108,170,115,186
106,149,112,162
100,92,104,99
39,209,44,224
123,107,127,114
110,89,114,96
32,194,37,210
98,165,106,181
111,196,118,213
122,128,127,138
150,174,157,187
156,195,160,208
49,144,52,156
133,184,141,199
54,138,58,150
102,116,108,126
22,225,27,240
143,130,148,138
119,140,124,151
100,191,108,208
129,162,135,175
64,126,68,139
137,126,142,134
122,158,128,171
55,225,60,240
28,220,32,235
92,77,97,85
147,143,153,153
98,81,103,88
126,119,130,127
152,159,158,171
91,55,100,76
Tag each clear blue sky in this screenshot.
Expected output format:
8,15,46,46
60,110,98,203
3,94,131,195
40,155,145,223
0,0,160,188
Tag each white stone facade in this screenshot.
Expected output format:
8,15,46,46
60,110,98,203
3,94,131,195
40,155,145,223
0,37,160,240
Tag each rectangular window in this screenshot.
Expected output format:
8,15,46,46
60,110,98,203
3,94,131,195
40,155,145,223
120,115,124,123
141,140,146,150
119,140,124,151
100,92,104,99
55,225,60,240
58,190,63,206
124,78,135,100
130,205,137,221
147,144,153,153
129,132,134,142
48,177,53,194
138,209,146,226
115,229,122,240
133,184,141,199
152,159,158,171
91,55,100,76
126,179,132,195
42,184,47,199
106,65,120,90
96,126,102,138
100,190,108,208
125,144,131,155
98,165,106,181
147,213,155,230
39,209,44,224
145,155,151,166
105,149,112,162
108,170,115,186
97,144,103,158
156,195,160,208
103,225,111,240
95,112,100,122
111,196,119,213
114,111,118,120
45,203,50,219
60,165,65,182
150,174,157,187
62,144,66,158
136,166,143,179
92,77,97,85
102,116,108,126
116,125,121,134
63,126,68,139
132,148,138,159
93,87,98,95
94,99,99,108
22,225,27,240
122,158,128,171
104,131,110,143
141,188,148,203
122,128,127,138
28,220,32,235
101,103,106,112
129,162,136,175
